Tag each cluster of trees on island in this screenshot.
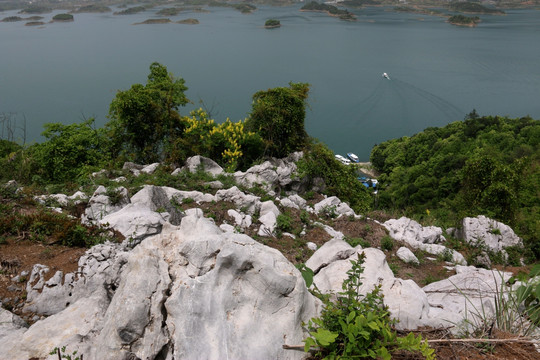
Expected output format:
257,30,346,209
1,63,538,260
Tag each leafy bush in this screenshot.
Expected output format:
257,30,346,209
245,82,310,158
28,119,109,184
297,140,372,214
172,108,264,171
303,253,435,359
276,212,293,236
380,235,394,252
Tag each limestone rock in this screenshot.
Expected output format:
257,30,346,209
0,308,27,341
384,217,445,244
215,186,261,214
100,203,166,246
141,162,160,174
81,186,130,224
396,247,419,265
24,243,128,316
305,238,357,274
423,266,514,333
313,196,355,217
4,211,319,360
384,217,466,265
227,209,252,229
233,152,302,191
183,155,224,176
280,194,307,210
457,215,522,252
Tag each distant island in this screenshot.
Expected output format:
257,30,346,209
52,13,74,22
72,5,111,13
264,19,281,28
19,5,51,14
177,18,199,24
25,21,45,26
301,1,356,21
208,2,256,14
2,16,24,22
448,2,505,15
392,6,445,16
135,18,171,25
447,14,481,27
114,6,148,15
157,7,183,16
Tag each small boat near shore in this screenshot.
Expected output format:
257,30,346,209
383,72,390,80
347,152,360,163
335,154,351,165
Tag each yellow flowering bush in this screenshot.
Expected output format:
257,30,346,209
175,108,263,171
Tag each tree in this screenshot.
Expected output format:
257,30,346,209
245,82,309,158
29,119,108,183
107,62,188,163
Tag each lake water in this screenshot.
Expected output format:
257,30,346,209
1,5,539,160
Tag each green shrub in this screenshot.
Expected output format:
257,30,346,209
303,253,435,359
380,236,394,252
276,212,293,235
297,140,372,214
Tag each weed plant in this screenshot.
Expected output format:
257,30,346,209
302,253,435,359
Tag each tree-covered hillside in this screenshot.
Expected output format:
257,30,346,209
371,112,539,259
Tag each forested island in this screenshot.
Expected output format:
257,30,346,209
448,14,480,26
52,13,74,22
448,2,506,14
264,18,281,28
301,1,356,21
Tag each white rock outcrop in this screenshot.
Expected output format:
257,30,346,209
81,186,130,224
384,217,466,265
457,215,522,252
1,211,319,360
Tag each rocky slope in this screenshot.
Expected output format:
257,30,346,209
0,154,535,359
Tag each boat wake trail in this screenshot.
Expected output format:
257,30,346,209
392,78,464,121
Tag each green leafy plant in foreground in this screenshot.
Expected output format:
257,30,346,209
303,253,435,359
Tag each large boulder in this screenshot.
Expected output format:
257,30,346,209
384,217,445,244
100,204,166,246
182,155,224,176
81,186,130,224
215,186,261,215
313,196,355,217
233,152,303,191
23,243,128,316
423,266,514,334
457,215,522,252
3,211,319,360
384,217,466,265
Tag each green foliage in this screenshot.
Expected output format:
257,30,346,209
380,235,394,252
448,14,480,25
107,62,188,163
304,253,435,359
245,82,310,158
50,346,81,360
370,114,539,259
0,204,112,248
297,140,372,214
276,212,293,237
265,19,280,27
28,118,109,184
52,13,73,21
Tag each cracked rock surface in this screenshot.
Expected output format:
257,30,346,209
0,210,319,360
